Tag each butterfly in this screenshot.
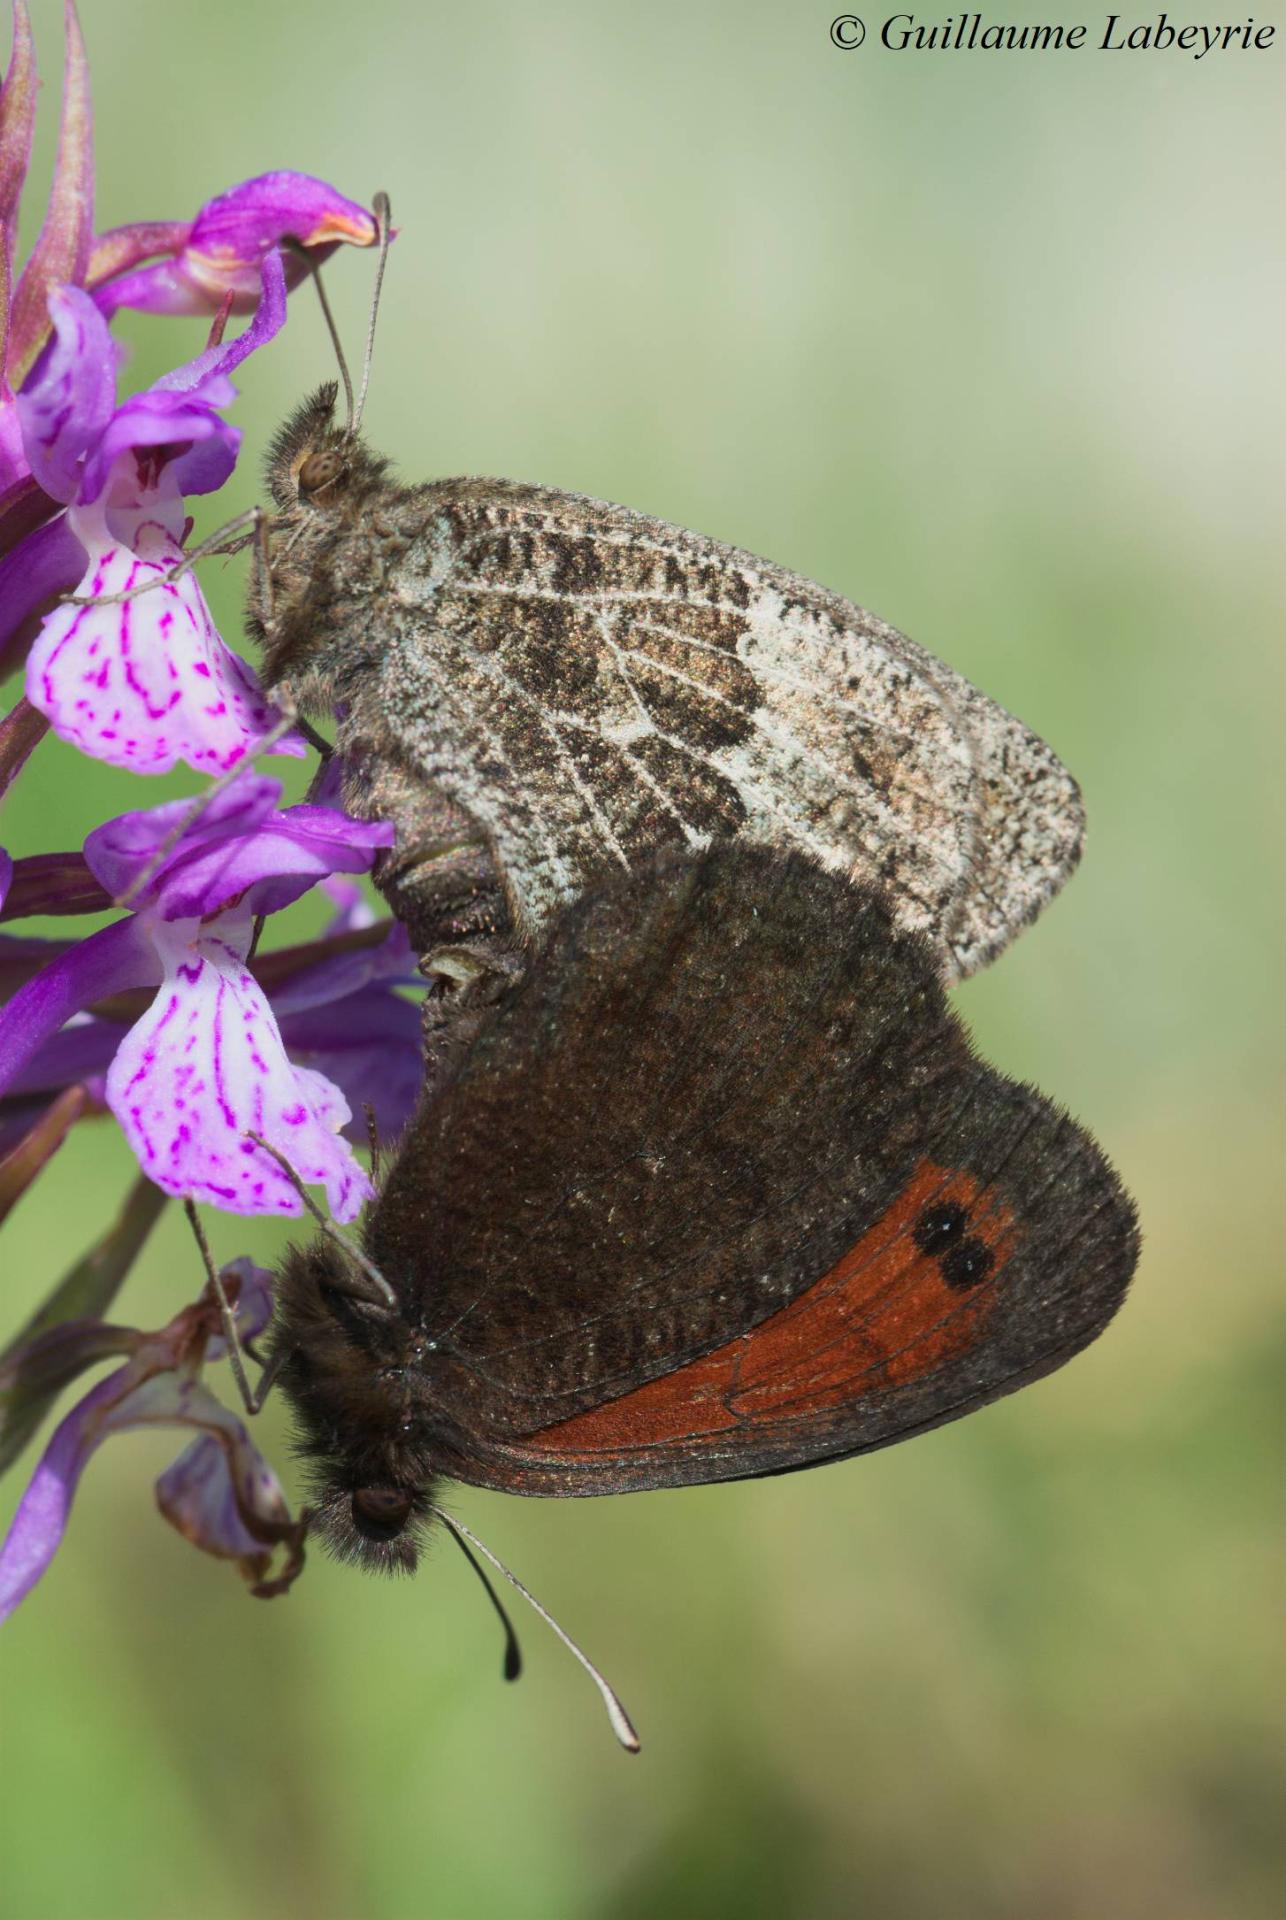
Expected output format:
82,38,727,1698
248,384,1084,986
270,841,1136,1609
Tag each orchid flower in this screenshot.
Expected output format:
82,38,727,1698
91,170,378,319
9,262,301,774
0,1258,306,1620
0,5,376,768
0,0,404,1626
0,866,424,1171
0,775,396,1218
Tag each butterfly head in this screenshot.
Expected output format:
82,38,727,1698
272,1233,438,1575
264,380,389,517
252,382,395,699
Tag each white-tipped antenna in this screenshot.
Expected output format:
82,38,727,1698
351,191,392,438
244,1131,396,1310
443,1523,523,1682
433,1509,641,1755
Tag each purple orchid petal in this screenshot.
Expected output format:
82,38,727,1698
105,914,372,1220
279,981,424,1149
205,1256,275,1356
2,1011,121,1096
154,247,286,395
0,843,9,909
0,385,25,492
95,173,376,319
0,470,64,565
165,804,393,923
166,436,240,500
16,285,118,502
0,1366,123,1617
154,1426,292,1571
268,918,417,1017
0,914,152,1099
85,220,188,293
0,1068,106,1162
0,928,73,1005
132,806,390,924
318,873,371,932
7,1,92,388
0,1360,288,1618
77,388,240,506
0,2,37,267
89,258,204,320
0,1312,135,1445
83,776,389,922
25,508,299,775
185,172,376,284
0,511,88,672
82,770,281,900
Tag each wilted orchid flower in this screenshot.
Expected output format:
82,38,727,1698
0,774,395,1219
0,1257,306,1620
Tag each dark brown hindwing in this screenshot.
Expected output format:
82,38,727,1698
330,843,1137,1495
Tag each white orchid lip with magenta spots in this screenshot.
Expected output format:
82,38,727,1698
0,774,396,1218
15,261,307,775
0,861,425,1169
0,2,410,1617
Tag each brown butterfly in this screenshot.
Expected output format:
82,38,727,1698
248,384,1083,986
271,842,1135,1590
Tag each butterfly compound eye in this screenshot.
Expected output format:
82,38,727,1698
351,1487,414,1542
297,448,345,496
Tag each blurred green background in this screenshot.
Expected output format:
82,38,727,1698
2,2,1282,1916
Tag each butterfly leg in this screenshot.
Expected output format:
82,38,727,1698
182,1199,283,1416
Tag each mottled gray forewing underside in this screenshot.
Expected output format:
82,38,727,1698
364,845,1135,1495
349,477,1084,982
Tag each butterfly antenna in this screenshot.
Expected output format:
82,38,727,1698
243,1131,396,1310
289,240,356,432
431,1509,641,1754
443,1521,524,1682
351,191,391,437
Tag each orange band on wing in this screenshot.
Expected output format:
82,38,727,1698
529,1160,1018,1455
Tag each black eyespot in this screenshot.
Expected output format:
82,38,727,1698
351,1486,413,1542
297,448,345,496
914,1202,967,1255
939,1238,996,1291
